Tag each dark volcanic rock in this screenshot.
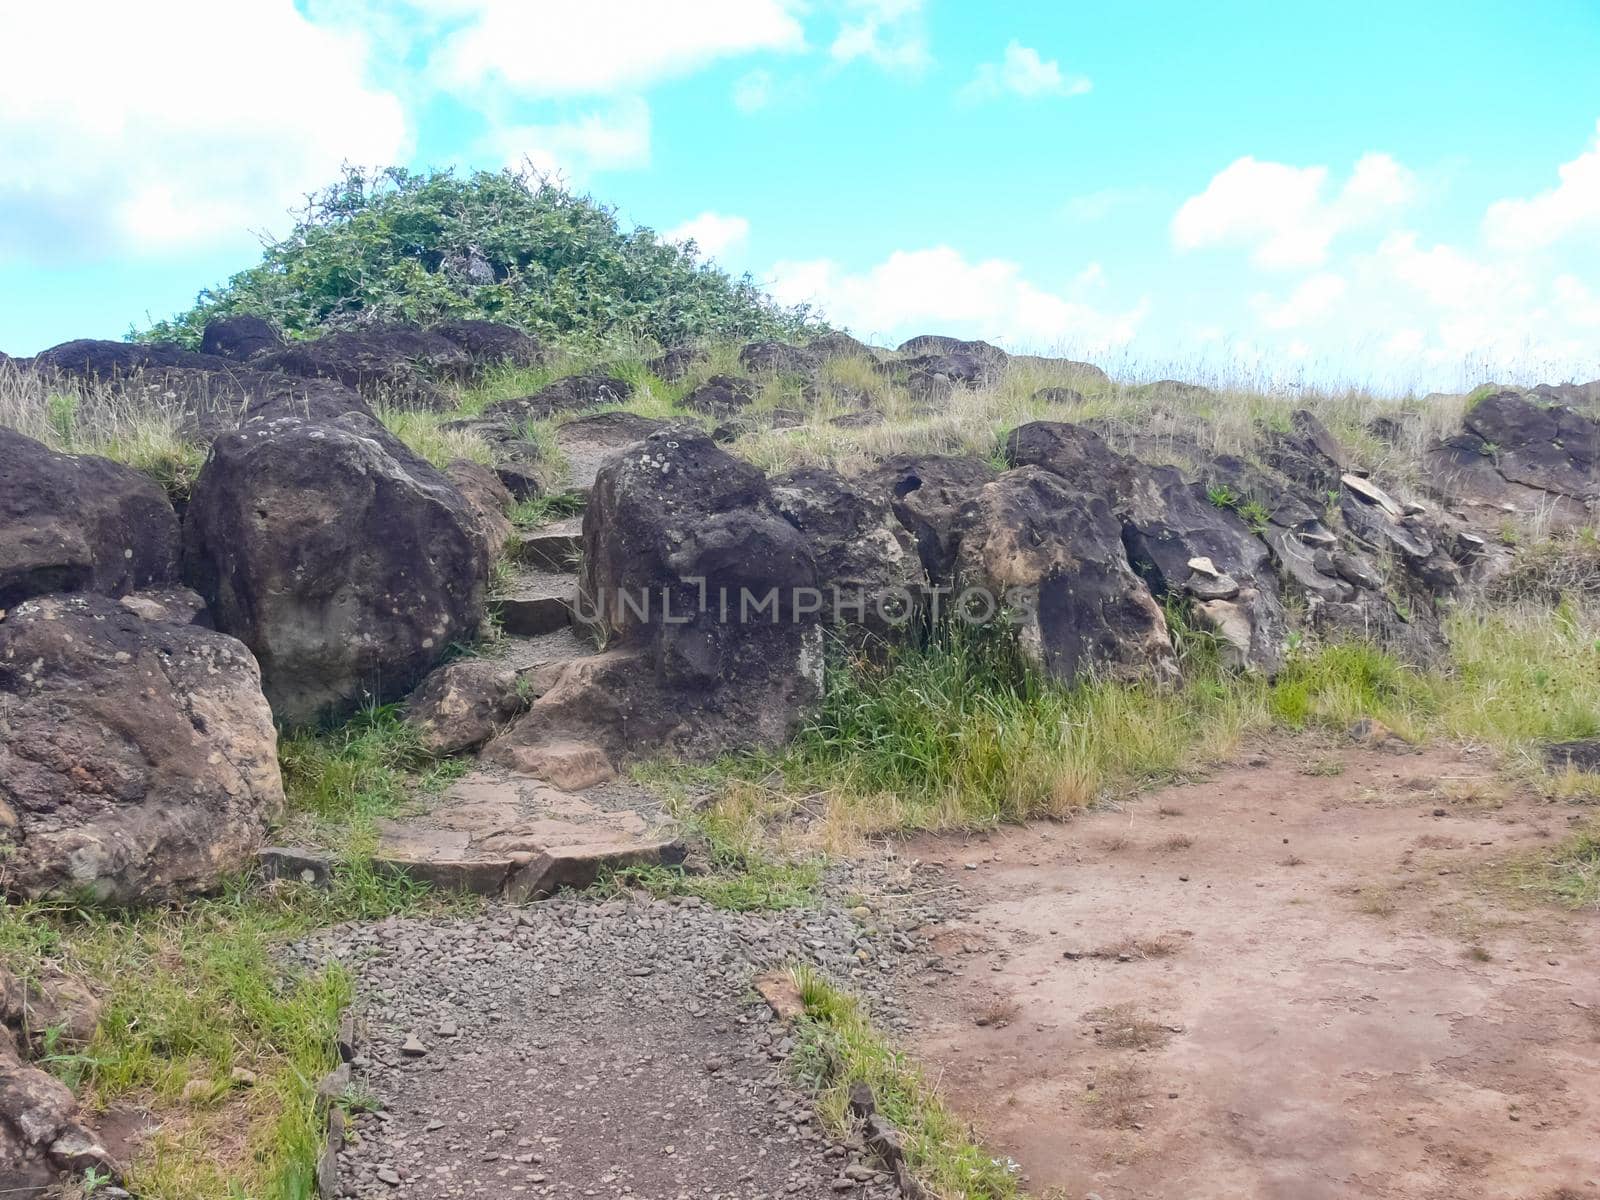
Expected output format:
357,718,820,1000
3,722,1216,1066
429,319,542,368
738,341,820,376
954,466,1178,686
200,315,284,361
806,330,878,362
861,454,998,584
895,334,1008,367
32,338,226,377
183,412,488,727
770,466,925,635
491,431,823,772
647,346,708,381
0,427,179,608
0,593,283,904
682,375,757,417
486,372,634,422
444,458,515,562
254,324,472,410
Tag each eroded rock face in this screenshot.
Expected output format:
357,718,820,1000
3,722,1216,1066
405,659,527,755
739,340,819,376
1424,390,1599,527
954,466,1178,686
32,338,225,377
486,372,634,422
489,431,823,776
429,319,542,368
444,458,515,562
200,315,284,361
770,466,926,636
860,454,998,584
0,428,179,608
255,324,472,410
1007,421,1288,674
184,413,488,727
0,593,283,904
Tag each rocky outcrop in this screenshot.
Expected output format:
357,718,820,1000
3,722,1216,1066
1,1026,117,1190
1424,389,1598,528
0,593,283,903
895,334,1008,367
0,428,179,608
32,338,225,378
647,346,707,381
861,454,998,584
485,372,633,422
1007,420,1287,674
682,375,757,417
488,430,822,776
770,466,926,636
429,319,542,368
184,412,488,727
254,324,473,410
200,315,284,361
954,466,1178,686
405,660,527,755
739,341,820,376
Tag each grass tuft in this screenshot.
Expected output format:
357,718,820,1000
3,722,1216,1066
788,966,1019,1200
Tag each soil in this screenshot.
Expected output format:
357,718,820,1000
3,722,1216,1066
899,741,1600,1200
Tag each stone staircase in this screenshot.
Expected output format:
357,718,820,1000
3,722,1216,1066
361,419,687,900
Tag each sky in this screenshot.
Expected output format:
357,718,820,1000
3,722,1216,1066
2,0,1599,393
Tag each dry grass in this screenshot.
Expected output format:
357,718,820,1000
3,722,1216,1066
1081,1062,1150,1130
1084,1004,1174,1050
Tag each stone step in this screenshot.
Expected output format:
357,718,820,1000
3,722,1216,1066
370,771,683,900
510,516,582,572
490,569,577,636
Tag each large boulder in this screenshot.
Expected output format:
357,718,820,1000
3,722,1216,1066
183,413,488,727
860,454,998,583
953,467,1178,686
682,375,757,417
770,466,926,636
200,315,284,361
254,324,472,410
489,431,822,776
0,428,179,608
895,334,1009,368
0,593,283,903
739,341,820,376
429,319,542,368
32,338,225,378
485,372,633,422
647,346,707,381
444,458,514,562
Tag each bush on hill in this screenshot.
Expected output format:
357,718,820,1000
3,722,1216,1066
141,165,817,348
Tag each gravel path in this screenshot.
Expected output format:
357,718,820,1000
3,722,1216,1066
293,864,947,1199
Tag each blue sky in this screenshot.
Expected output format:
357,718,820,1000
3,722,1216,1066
3,1,1598,391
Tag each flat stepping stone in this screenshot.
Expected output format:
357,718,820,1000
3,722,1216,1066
511,515,582,571
372,771,682,900
491,569,576,636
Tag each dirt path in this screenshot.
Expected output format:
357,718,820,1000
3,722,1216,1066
900,742,1600,1200
297,880,935,1199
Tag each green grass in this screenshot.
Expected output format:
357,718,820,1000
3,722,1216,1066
788,965,1019,1200
0,702,479,1197
0,868,439,1199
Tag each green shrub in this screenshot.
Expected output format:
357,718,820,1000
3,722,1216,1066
142,166,818,348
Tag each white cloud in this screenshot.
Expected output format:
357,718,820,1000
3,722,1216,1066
734,69,775,113
830,0,930,71
429,0,805,96
493,98,652,182
1483,119,1600,251
1172,152,1417,270
1254,272,1347,329
0,1,407,260
767,246,1146,353
663,212,751,259
960,41,1090,103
